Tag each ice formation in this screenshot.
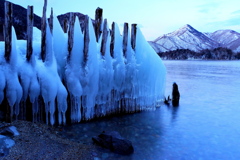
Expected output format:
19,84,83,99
0,10,166,125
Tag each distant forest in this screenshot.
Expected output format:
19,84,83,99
158,47,240,60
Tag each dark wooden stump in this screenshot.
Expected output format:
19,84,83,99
172,82,180,106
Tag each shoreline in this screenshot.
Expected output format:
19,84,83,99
2,120,99,159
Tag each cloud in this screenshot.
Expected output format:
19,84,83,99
197,2,220,13
206,15,240,31
231,10,240,15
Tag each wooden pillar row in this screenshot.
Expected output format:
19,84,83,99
26,6,34,62
4,1,13,62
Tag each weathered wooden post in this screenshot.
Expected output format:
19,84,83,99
26,6,34,62
49,8,53,33
83,15,89,63
41,0,47,62
63,18,68,33
122,23,128,57
4,1,13,62
110,22,115,58
100,19,108,56
95,7,103,42
131,24,137,50
67,12,75,59
4,1,13,123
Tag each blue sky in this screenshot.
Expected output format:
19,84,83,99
8,0,240,41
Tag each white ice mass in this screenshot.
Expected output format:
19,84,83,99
0,11,166,125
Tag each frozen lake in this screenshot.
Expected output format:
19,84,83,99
59,60,240,159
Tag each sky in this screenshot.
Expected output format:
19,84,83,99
8,0,240,41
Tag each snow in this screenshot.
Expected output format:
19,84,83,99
0,14,166,125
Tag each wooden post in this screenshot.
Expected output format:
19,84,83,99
63,18,68,33
67,12,75,60
122,23,128,57
41,0,47,62
110,22,115,58
95,7,103,42
83,15,89,63
26,6,34,62
100,19,108,56
49,8,53,34
4,1,13,62
131,24,137,50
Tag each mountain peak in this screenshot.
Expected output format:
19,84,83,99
152,24,219,52
181,24,194,30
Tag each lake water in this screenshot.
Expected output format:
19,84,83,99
60,60,240,160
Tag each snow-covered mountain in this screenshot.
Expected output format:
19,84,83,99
205,30,240,52
150,24,240,53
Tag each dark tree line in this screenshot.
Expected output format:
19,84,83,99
158,47,240,60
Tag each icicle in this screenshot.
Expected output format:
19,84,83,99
52,14,67,79
49,100,55,126
65,15,84,123
81,16,99,120
57,83,68,125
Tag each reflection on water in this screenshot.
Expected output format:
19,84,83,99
60,60,240,159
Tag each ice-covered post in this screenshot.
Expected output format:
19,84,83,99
4,1,13,62
110,22,115,58
100,19,108,56
67,12,75,59
122,23,128,57
83,15,89,63
95,7,103,42
41,0,47,62
26,5,34,62
131,24,137,50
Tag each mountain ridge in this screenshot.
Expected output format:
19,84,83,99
149,24,240,54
